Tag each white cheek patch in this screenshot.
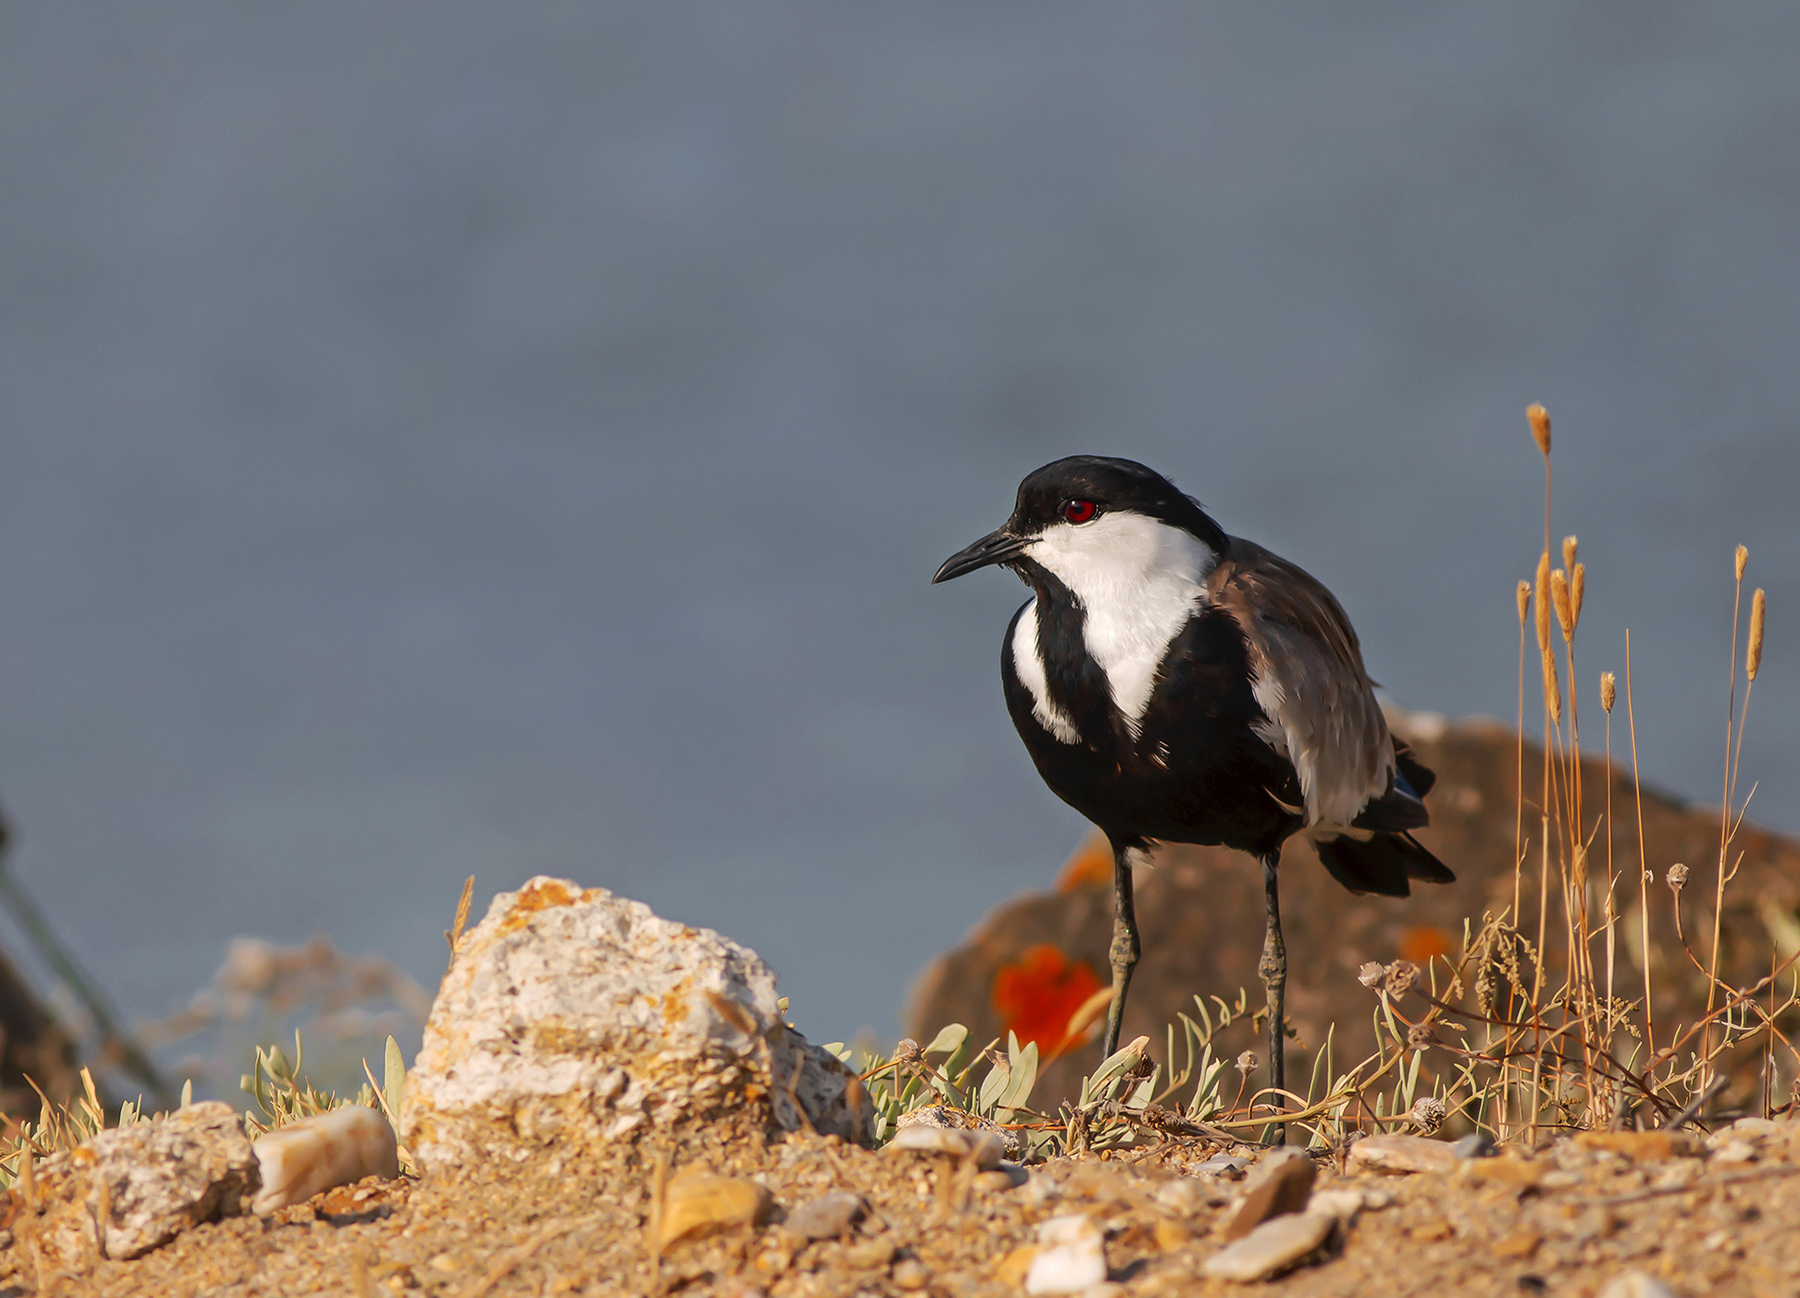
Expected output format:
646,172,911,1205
1026,512,1216,735
1011,601,1082,745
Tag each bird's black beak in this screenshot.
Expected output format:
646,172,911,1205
932,526,1027,584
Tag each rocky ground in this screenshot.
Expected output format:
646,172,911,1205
9,1115,1799,1297
6,873,1797,1298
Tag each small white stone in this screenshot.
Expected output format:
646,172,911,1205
887,1125,1004,1169
1154,1178,1208,1214
1304,1189,1369,1225
1709,1140,1758,1165
1024,1214,1107,1294
1201,1212,1335,1282
252,1106,399,1214
1597,1273,1680,1298
1346,1134,1457,1174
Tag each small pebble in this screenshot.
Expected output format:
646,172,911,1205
1573,1130,1697,1162
252,1106,400,1215
1195,1154,1249,1180
974,1162,1029,1192
782,1192,866,1241
1303,1189,1368,1225
888,1124,1005,1170
1709,1140,1757,1165
1452,1133,1496,1159
658,1172,773,1249
1597,1273,1680,1298
1224,1148,1314,1240
1346,1134,1457,1174
891,1258,931,1291
1154,1178,1209,1214
1025,1214,1107,1295
1201,1212,1334,1282
843,1238,897,1269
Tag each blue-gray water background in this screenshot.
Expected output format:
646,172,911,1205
2,4,1797,1061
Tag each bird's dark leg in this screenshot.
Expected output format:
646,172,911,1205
1258,850,1288,1145
1100,838,1141,1060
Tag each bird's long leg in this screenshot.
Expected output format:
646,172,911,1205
1100,838,1141,1060
1258,850,1288,1145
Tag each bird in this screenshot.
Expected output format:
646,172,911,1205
933,455,1452,1131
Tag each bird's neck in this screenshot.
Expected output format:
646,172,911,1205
1018,518,1218,737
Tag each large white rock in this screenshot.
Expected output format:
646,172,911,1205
401,877,870,1172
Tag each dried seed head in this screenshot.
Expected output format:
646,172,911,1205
1407,1023,1439,1052
1735,544,1749,583
1516,579,1531,626
1562,535,1578,570
1410,1096,1447,1134
1527,403,1552,456
1748,588,1766,682
1551,567,1574,642
1542,646,1563,722
892,1038,922,1069
1357,960,1385,989
1570,562,1585,628
1383,960,1420,998
1666,863,1689,893
1235,1050,1257,1077
1534,551,1552,654
1600,671,1617,713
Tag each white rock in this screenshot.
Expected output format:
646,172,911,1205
895,1104,1022,1159
1597,1273,1680,1298
252,1105,399,1214
400,878,871,1172
1304,1188,1370,1225
28,1102,257,1263
887,1124,1004,1169
1346,1133,1457,1174
1025,1214,1107,1294
1708,1139,1757,1165
1201,1212,1335,1282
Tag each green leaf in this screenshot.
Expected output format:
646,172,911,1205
384,1036,406,1121
998,1041,1038,1113
978,1059,1010,1112
1080,1034,1150,1105
922,1023,969,1057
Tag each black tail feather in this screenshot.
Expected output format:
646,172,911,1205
1313,831,1454,898
1394,740,1436,797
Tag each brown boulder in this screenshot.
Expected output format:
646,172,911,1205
908,712,1800,1108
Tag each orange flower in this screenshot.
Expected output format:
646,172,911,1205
992,944,1102,1060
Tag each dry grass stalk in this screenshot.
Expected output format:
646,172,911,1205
1748,589,1766,681
1551,568,1574,642
1704,548,1752,1073
1534,552,1553,656
1528,402,1552,456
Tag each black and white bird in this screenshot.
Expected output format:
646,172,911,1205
933,455,1452,1120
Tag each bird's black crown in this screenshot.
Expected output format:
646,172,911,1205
1010,455,1228,551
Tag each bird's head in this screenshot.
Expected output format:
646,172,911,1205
932,456,1227,591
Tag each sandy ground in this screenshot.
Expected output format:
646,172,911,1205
8,1115,1798,1298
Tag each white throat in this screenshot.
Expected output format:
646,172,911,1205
1025,512,1217,734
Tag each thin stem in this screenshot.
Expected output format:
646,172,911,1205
1705,566,1746,1074
1625,633,1653,1059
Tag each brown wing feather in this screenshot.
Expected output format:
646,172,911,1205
1206,538,1394,827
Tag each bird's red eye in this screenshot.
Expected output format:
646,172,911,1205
1062,499,1097,524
